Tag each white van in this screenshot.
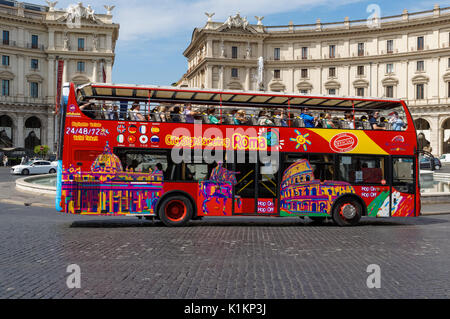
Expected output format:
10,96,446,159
439,154,450,163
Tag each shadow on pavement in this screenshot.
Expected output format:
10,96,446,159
69,216,448,229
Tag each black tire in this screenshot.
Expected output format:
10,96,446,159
49,168,56,174
22,169,29,175
332,197,362,227
158,196,193,227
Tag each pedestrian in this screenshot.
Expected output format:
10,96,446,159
21,156,25,165
3,155,8,167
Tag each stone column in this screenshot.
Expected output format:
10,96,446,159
92,59,98,82
245,67,250,91
48,30,55,50
430,116,440,155
47,56,55,99
47,112,54,151
105,59,112,82
219,66,224,90
17,54,24,98
63,59,69,83
17,114,24,148
206,39,213,58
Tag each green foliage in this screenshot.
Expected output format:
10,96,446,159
34,145,49,157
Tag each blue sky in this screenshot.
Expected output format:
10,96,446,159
30,0,450,85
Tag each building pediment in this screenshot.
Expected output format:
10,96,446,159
353,79,369,88
0,71,15,80
227,81,243,90
382,77,399,86
443,72,450,82
216,13,260,34
324,80,341,90
25,74,44,83
412,74,429,84
269,81,286,92
297,81,313,90
71,75,90,86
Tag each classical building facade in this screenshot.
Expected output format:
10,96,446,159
181,6,450,156
0,1,119,152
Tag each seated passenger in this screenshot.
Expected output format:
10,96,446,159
389,112,406,131
324,113,336,129
233,110,247,125
207,106,220,124
257,111,274,126
170,106,182,123
79,101,97,119
273,110,287,127
300,108,315,128
369,112,385,130
344,111,355,129
315,113,325,128
182,104,194,123
129,102,145,121
155,106,168,122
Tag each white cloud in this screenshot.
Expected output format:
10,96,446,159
51,0,363,41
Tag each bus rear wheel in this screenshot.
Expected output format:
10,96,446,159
158,196,193,227
332,198,362,227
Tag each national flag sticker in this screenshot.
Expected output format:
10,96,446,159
117,124,126,134
127,135,137,144
139,125,147,134
139,135,149,144
117,134,125,144
128,125,137,134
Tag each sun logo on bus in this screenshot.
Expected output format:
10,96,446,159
290,130,311,151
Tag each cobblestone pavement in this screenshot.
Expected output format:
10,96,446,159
0,202,449,299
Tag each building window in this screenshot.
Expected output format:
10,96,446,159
1,79,9,96
77,61,85,72
274,48,280,60
30,82,39,98
357,88,364,97
416,84,424,100
329,45,336,58
300,90,308,94
386,86,394,98
78,38,85,51
31,59,38,70
2,55,9,66
301,47,308,60
301,68,308,78
386,63,394,74
274,69,281,79
31,35,38,49
329,67,336,77
448,82,450,98
387,40,394,53
417,60,424,72
2,30,9,45
328,88,336,95
231,68,238,78
417,36,424,51
357,65,364,76
358,43,364,56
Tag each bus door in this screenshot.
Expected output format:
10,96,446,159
256,154,279,216
391,156,417,217
232,151,279,215
233,152,257,214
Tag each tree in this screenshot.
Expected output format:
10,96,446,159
34,145,49,158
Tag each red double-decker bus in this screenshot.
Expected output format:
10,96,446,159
56,83,420,226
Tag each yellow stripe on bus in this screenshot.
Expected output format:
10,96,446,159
315,130,388,155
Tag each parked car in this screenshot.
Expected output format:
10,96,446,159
10,160,57,175
439,154,450,164
419,151,441,171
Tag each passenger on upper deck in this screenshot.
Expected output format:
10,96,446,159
79,101,97,120
389,112,406,131
300,108,315,128
129,102,145,121
170,106,182,123
182,104,194,123
369,112,385,130
257,111,274,126
324,113,336,129
234,110,247,125
207,106,220,124
273,110,288,127
344,111,355,129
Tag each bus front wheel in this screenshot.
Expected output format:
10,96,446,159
158,196,193,227
332,198,362,227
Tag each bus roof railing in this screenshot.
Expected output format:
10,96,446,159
76,83,404,111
